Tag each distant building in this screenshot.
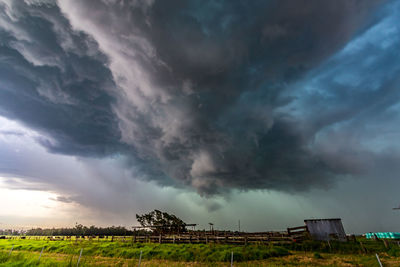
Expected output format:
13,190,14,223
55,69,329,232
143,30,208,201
304,218,347,241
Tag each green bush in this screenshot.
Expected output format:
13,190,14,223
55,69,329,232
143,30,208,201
313,252,323,259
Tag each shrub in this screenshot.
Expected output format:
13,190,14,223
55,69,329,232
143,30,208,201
314,252,323,259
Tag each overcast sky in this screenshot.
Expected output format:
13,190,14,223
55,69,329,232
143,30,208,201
1,0,400,234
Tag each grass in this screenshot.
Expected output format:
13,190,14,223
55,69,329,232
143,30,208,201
1,250,400,266
1,237,400,266
282,237,400,255
0,239,289,263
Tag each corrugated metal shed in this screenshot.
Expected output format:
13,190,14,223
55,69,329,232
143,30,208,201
304,218,347,241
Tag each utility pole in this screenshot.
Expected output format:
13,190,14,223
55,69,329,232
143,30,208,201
238,220,241,232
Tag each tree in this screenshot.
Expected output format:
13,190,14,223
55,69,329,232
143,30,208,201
135,210,187,234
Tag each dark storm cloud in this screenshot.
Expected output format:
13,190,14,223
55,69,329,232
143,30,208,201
0,130,25,136
50,195,74,203
0,0,397,195
0,0,122,157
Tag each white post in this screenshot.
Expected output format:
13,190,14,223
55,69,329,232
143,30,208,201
376,253,383,267
8,245,14,256
38,247,44,261
77,248,83,267
231,251,233,267
138,250,142,267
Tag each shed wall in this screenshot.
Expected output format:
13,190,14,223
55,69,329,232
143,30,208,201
305,219,346,241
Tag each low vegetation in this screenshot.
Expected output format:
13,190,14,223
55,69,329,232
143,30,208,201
1,249,400,266
0,239,289,263
1,237,400,266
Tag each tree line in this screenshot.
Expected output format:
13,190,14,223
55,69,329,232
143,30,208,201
0,224,137,236
27,224,136,236
0,210,188,236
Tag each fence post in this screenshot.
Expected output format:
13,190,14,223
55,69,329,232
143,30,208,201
231,251,234,267
138,250,142,267
38,246,44,262
376,253,383,267
77,248,83,267
383,240,388,249
360,241,367,254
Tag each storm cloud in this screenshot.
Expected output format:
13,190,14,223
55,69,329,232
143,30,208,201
0,0,399,196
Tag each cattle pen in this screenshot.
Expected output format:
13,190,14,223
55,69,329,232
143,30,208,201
0,224,312,246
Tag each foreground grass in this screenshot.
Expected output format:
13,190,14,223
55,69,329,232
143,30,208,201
1,238,400,266
0,239,289,262
1,250,400,266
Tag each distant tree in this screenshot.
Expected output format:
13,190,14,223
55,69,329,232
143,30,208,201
74,223,84,236
135,210,187,234
25,225,133,236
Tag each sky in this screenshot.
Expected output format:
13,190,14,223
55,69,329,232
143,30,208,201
0,0,400,234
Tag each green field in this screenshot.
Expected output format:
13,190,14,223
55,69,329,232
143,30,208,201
1,237,400,266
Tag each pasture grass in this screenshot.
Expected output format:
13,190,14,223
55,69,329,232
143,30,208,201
0,239,289,262
1,237,400,266
282,238,400,255
1,250,400,266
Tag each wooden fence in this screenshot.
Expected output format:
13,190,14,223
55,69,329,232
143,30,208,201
287,225,309,241
130,232,293,245
1,230,303,245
